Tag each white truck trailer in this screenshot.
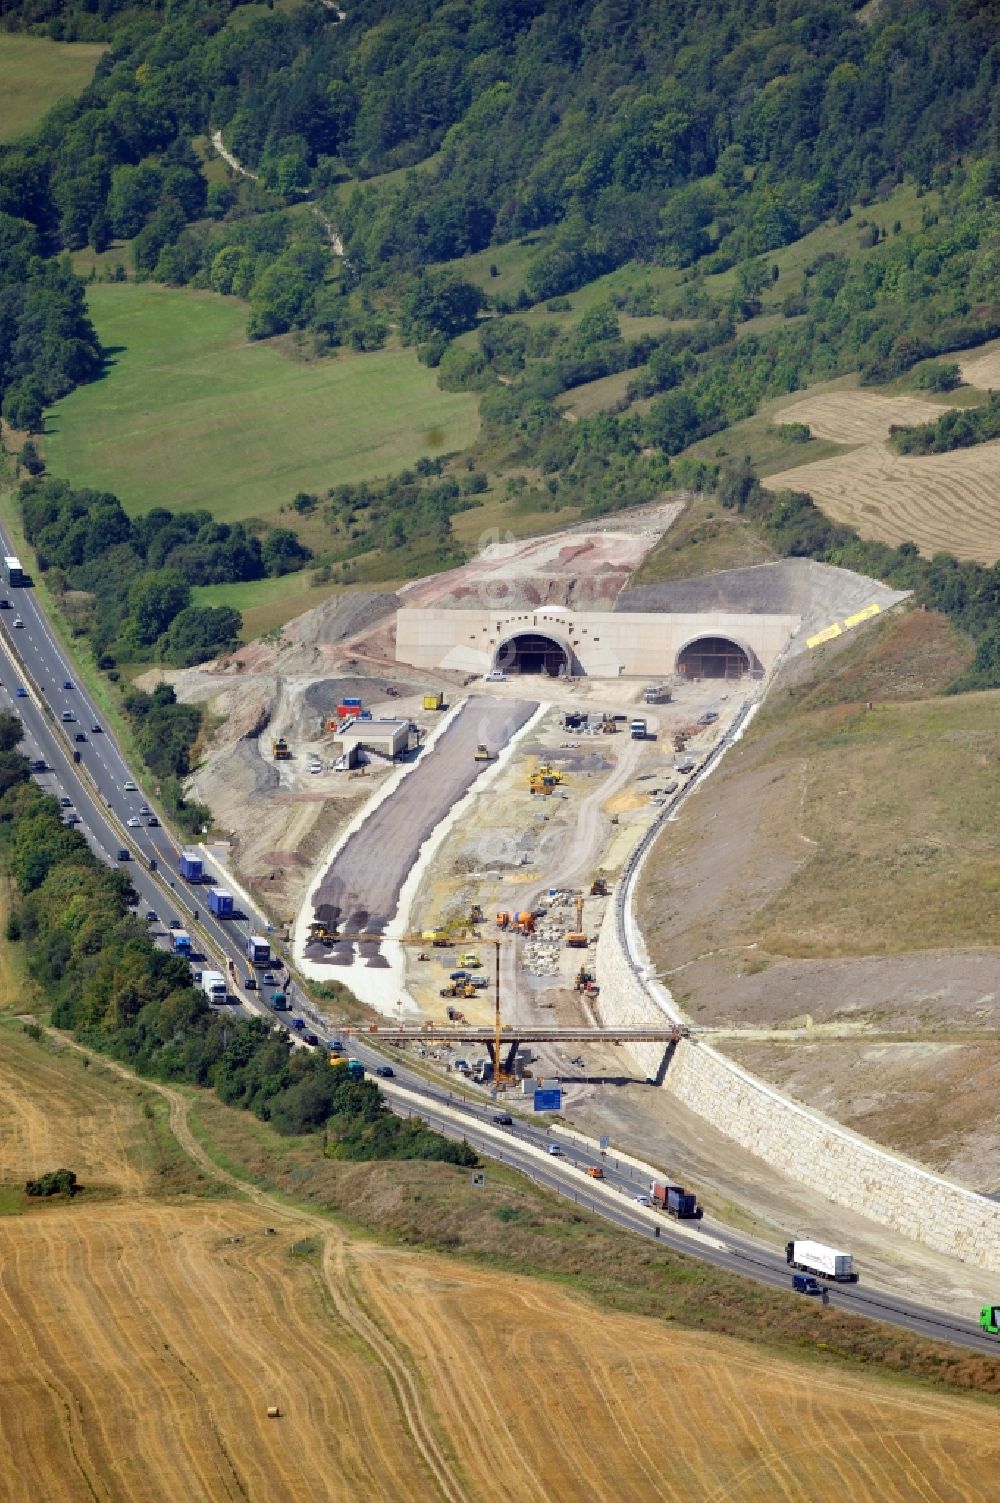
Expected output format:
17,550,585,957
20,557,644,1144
200,969,227,1004
785,1239,856,1282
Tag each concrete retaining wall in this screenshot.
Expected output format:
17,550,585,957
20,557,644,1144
595,766,1000,1275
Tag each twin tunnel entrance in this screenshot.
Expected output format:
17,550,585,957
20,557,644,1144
494,631,752,680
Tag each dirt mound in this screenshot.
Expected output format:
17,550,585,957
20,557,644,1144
617,557,908,637
304,676,413,718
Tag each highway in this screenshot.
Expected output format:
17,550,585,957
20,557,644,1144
0,542,996,1357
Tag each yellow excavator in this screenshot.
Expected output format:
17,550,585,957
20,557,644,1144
565,893,588,948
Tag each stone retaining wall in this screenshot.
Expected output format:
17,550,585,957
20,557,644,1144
596,857,1000,1274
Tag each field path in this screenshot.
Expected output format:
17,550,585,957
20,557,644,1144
51,1032,465,1503
210,128,258,181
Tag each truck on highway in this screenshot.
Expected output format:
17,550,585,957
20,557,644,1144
651,1182,700,1219
207,887,234,918
247,934,270,965
267,991,288,1010
785,1239,856,1282
171,929,191,955
981,1305,1000,1336
200,970,227,1004
178,849,203,883
4,555,24,586
346,1058,365,1081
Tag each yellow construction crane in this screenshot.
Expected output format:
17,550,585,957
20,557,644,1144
307,921,516,1088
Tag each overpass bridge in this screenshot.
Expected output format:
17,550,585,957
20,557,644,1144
342,1023,688,1077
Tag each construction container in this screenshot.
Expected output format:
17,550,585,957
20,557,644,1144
178,850,203,883
207,887,234,918
422,692,444,711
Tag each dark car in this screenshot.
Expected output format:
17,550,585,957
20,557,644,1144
168,919,182,930
59,796,72,808
31,758,46,772
62,680,73,690
375,1065,394,1078
91,722,102,733
0,598,9,608
116,848,130,861
304,1032,319,1047
147,815,159,826
74,732,86,742
16,686,27,698
146,910,159,924
492,1112,513,1126
244,975,257,990
792,1274,824,1296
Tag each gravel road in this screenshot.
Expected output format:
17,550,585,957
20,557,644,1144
309,695,537,956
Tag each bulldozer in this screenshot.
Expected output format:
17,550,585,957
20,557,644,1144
536,762,563,782
529,775,555,796
440,983,476,1000
590,875,609,897
309,920,339,943
565,893,588,949
272,736,291,760
474,743,494,761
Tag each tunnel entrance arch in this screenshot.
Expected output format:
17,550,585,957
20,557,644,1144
495,632,571,677
676,635,752,680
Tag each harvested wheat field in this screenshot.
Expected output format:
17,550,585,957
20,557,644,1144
0,1202,441,1503
354,1245,997,1503
0,1030,147,1193
777,389,947,445
959,343,1000,390
767,389,1000,563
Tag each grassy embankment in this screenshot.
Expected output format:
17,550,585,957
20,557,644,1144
0,33,104,142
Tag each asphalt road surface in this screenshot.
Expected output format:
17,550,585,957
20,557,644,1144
0,553,996,1356
310,694,537,940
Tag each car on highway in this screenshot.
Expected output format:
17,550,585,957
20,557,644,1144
303,1032,320,1047
168,919,181,930
547,1143,563,1156
244,975,257,989
792,1274,824,1296
30,758,46,772
13,617,23,627
65,813,80,825
74,732,86,742
15,686,26,698
116,848,130,861
291,1018,305,1030
262,971,277,985
492,1112,513,1126
586,1165,605,1179
59,797,72,808
633,1194,653,1207
375,1065,395,1078
126,816,141,828
146,910,158,924
124,780,137,792
60,710,74,722
0,598,8,608
147,815,159,827
62,680,73,690
91,722,101,733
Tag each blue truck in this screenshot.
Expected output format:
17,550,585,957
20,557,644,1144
207,887,234,918
178,850,203,883
171,929,191,955
346,1058,365,1081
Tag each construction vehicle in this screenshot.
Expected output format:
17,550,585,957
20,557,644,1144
422,927,450,947
672,731,688,752
308,920,339,943
601,714,617,734
573,966,596,992
474,743,493,761
272,736,291,760
459,951,482,968
565,893,588,949
440,983,476,1000
529,774,555,795
590,876,609,897
496,910,535,935
445,1004,468,1022
468,903,484,926
537,762,563,782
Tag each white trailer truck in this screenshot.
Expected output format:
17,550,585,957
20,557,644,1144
785,1239,856,1282
200,969,227,1004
